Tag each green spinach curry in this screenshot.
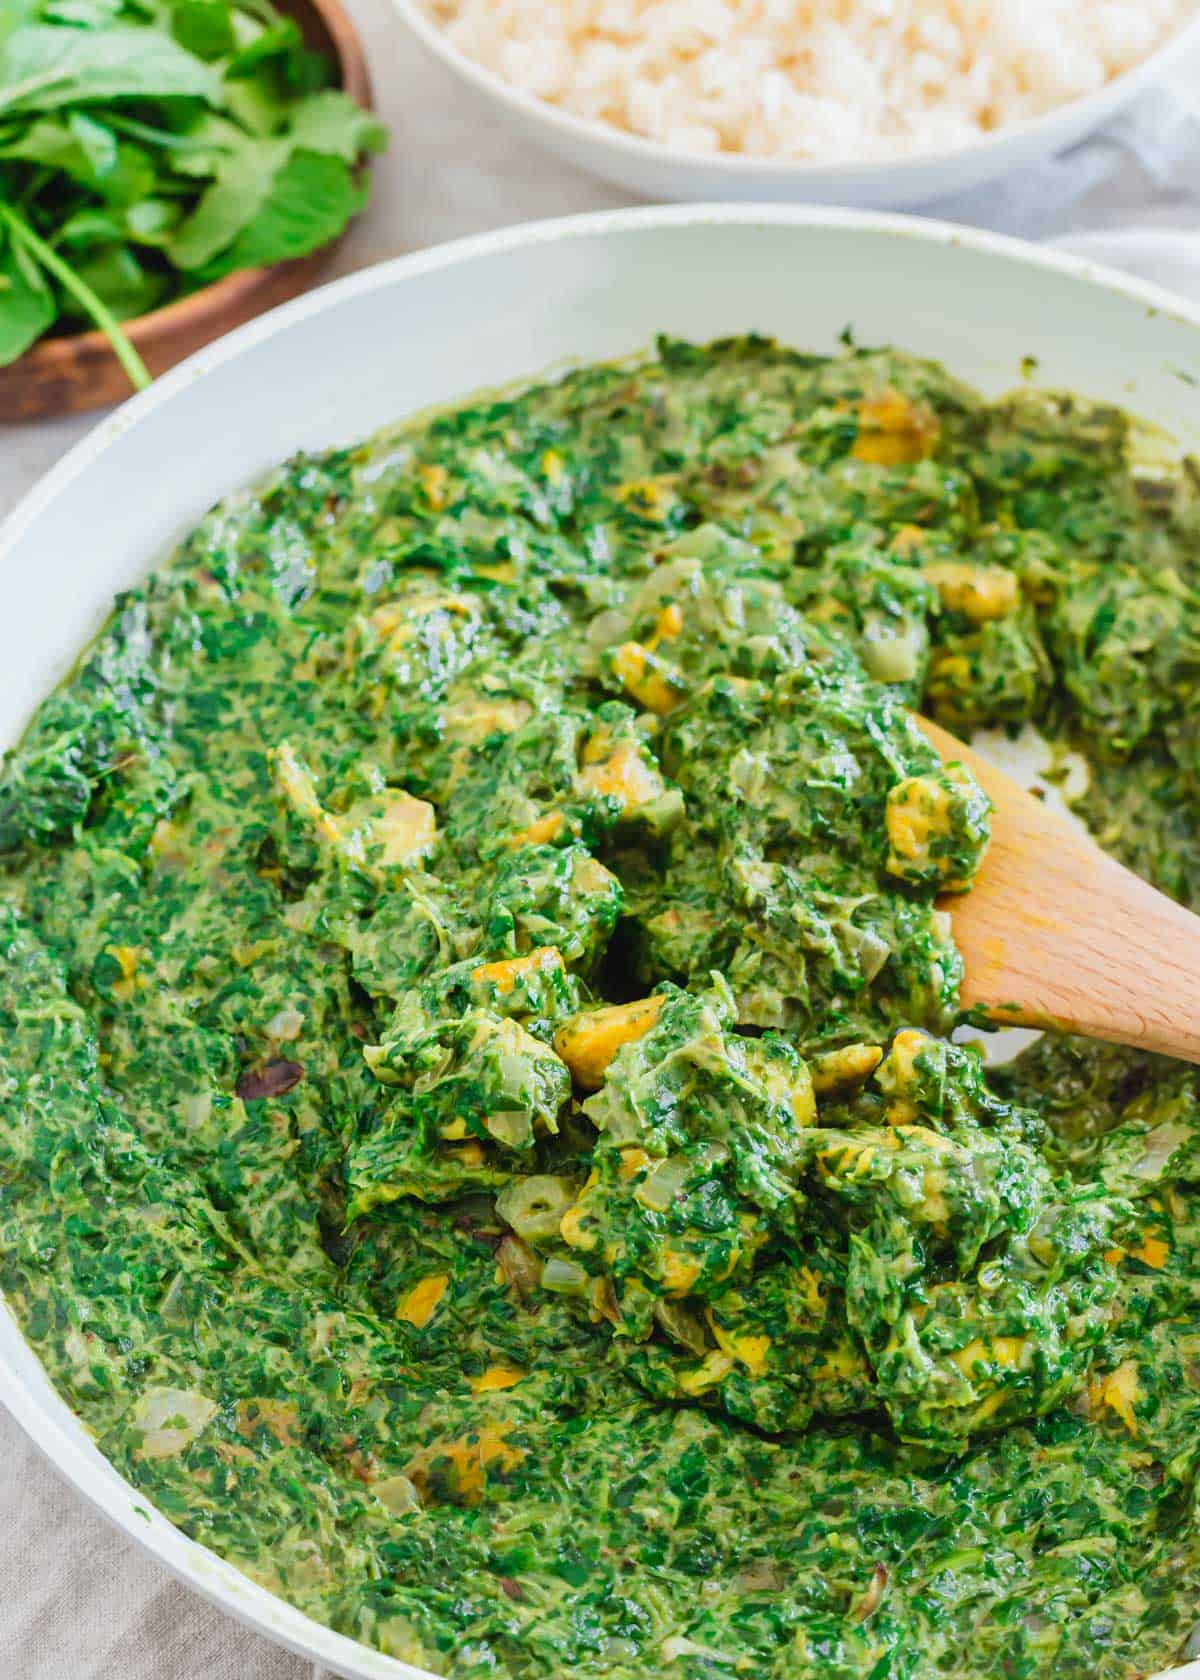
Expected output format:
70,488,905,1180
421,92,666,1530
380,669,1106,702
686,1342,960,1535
3,337,1200,1679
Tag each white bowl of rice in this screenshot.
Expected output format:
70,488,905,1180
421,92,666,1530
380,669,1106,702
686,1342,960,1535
393,0,1200,206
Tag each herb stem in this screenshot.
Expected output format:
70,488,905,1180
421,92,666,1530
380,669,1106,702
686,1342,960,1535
1,205,152,391
106,112,233,153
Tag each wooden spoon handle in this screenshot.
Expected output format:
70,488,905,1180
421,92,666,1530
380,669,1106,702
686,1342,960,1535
917,717,1200,1065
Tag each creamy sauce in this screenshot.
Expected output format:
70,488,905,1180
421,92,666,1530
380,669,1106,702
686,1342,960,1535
2,338,1200,1679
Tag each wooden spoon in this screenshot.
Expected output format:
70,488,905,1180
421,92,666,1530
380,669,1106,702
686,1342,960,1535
916,716,1200,1065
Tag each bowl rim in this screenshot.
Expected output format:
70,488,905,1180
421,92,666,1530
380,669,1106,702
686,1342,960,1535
9,0,374,376
5,203,1200,1680
9,203,1200,564
390,0,1200,181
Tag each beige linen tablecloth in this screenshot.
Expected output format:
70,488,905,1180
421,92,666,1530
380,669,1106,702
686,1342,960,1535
2,12,1199,1674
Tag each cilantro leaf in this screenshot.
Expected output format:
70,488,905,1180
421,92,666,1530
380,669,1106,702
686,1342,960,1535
0,24,221,113
0,0,38,49
0,226,55,362
170,0,237,62
1,112,156,205
286,89,387,163
66,241,168,321
165,135,286,269
0,204,151,384
40,0,123,25
196,147,364,279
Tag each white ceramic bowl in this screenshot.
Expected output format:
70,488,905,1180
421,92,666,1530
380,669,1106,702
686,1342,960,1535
1054,227,1200,306
391,0,1200,207
4,206,1200,1680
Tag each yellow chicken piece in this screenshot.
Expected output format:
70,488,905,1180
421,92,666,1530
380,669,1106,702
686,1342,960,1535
1130,1233,1170,1269
470,1366,525,1394
366,793,439,869
474,561,516,582
616,478,677,524
417,462,449,508
396,1274,449,1329
814,1342,869,1383
811,1043,884,1096
577,741,666,815
707,1315,771,1376
405,1424,525,1504
659,1246,702,1297
852,388,938,467
109,944,142,1002
368,591,475,655
507,810,564,848
471,947,565,997
618,1147,652,1181
875,1028,931,1125
675,1351,735,1396
886,777,952,869
923,561,1020,622
559,1169,600,1251
884,771,977,891
610,642,686,716
889,524,929,558
554,995,665,1090
1090,1359,1141,1435
950,1336,1027,1377
272,743,436,879
652,603,684,642
749,1044,817,1126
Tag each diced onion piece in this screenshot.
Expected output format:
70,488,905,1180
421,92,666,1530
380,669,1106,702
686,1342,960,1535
132,1386,217,1460
541,1257,589,1296
495,1175,577,1243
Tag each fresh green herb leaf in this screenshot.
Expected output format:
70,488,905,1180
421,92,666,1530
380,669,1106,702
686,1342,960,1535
0,203,151,385
40,0,124,25
286,89,386,162
0,0,384,376
0,223,54,361
2,113,158,204
0,0,38,50
195,146,362,278
122,195,181,243
0,24,221,113
55,205,127,244
67,240,168,319
66,108,118,176
170,0,237,62
224,14,301,76
139,109,243,174
1,113,102,177
219,68,289,137
165,134,284,269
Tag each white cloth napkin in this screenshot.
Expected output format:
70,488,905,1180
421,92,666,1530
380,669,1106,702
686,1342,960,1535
930,40,1200,249
2,23,1200,1680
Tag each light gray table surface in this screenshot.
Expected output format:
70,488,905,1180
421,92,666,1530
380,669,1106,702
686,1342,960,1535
1,11,1198,1678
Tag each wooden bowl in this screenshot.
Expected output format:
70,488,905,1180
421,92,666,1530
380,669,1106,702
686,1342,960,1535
0,0,373,423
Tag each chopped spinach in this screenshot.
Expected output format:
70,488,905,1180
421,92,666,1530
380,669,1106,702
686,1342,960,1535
2,337,1200,1680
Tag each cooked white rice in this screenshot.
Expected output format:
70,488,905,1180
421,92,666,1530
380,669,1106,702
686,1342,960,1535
424,0,1195,162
